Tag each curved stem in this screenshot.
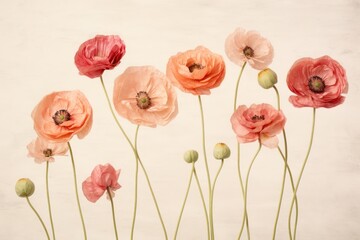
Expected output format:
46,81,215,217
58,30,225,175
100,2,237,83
233,62,247,110
26,196,50,240
210,159,224,240
107,187,119,240
68,142,87,240
198,96,211,205
273,86,281,110
46,162,56,240
173,163,194,239
193,167,211,240
290,108,316,240
130,126,140,240
237,142,262,240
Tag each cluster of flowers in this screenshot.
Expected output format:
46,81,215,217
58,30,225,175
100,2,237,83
15,28,348,240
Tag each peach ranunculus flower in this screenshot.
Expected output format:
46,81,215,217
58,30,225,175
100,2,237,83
113,66,178,127
225,28,274,70
75,35,126,78
27,137,68,163
82,164,121,203
230,103,286,148
32,90,93,143
287,55,348,108
166,46,226,95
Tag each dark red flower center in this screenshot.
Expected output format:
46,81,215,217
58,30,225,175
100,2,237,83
308,76,325,93
243,46,254,58
251,115,265,121
187,63,204,73
43,149,53,157
136,91,151,109
53,109,71,125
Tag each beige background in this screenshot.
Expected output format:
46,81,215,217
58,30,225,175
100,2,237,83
1,0,359,239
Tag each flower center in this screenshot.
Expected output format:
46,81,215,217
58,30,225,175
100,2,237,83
136,91,151,109
251,114,265,121
243,46,254,58
308,76,325,93
187,63,204,73
43,149,52,157
52,109,71,125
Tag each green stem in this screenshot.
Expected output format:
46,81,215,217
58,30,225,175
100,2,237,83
198,96,211,207
173,163,194,239
68,142,87,240
46,162,56,240
131,126,140,240
193,167,211,240
107,187,119,240
233,62,247,110
209,159,224,240
26,196,50,240
100,76,168,239
273,86,281,110
237,142,262,240
290,108,316,240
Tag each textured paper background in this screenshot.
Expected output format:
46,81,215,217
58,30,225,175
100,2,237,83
1,0,359,239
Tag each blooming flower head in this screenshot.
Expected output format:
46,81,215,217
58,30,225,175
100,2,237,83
27,137,68,163
113,66,178,127
230,103,286,148
287,55,348,108
82,164,121,203
166,46,226,95
75,35,126,78
225,28,274,70
32,90,93,143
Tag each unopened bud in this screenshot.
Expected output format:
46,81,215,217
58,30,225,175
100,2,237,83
183,150,199,163
15,178,35,198
213,143,231,160
258,68,277,89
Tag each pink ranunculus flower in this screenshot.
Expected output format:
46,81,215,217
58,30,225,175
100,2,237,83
75,35,126,78
32,90,93,143
230,103,286,148
27,137,68,163
287,55,348,108
82,164,121,203
113,66,178,127
166,46,226,95
225,27,274,70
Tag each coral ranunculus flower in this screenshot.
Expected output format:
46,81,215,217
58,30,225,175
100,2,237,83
113,66,178,127
166,46,226,95
225,28,274,70
32,90,93,143
286,55,348,108
75,35,126,78
82,164,121,203
230,104,286,148
27,137,68,163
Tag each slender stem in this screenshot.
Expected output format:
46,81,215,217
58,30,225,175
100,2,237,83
193,167,211,240
290,108,316,240
233,63,250,240
273,86,281,110
173,163,194,239
210,159,224,240
68,142,87,240
131,126,140,240
26,196,50,240
100,76,168,239
46,162,56,240
198,96,211,206
107,188,119,240
237,143,262,240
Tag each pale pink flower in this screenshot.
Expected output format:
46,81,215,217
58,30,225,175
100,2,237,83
166,46,226,95
287,55,348,108
113,66,178,127
32,90,93,143
82,164,121,203
75,35,126,78
231,104,286,148
27,137,68,163
225,28,274,70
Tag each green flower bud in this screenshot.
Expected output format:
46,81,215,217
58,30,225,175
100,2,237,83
213,143,231,160
15,178,35,198
258,68,278,89
183,150,199,163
